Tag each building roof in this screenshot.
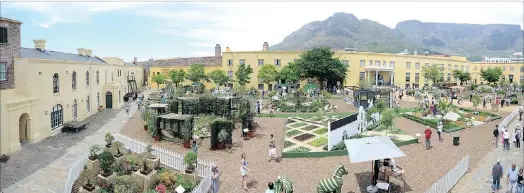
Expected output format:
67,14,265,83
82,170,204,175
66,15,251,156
0,17,22,24
136,56,222,68
21,48,106,63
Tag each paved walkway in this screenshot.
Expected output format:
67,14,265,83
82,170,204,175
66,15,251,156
451,117,524,193
2,98,142,193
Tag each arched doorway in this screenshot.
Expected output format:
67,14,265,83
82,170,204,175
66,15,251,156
19,113,30,144
106,91,113,108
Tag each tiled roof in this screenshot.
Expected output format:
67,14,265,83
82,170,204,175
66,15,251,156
21,48,106,63
136,56,222,68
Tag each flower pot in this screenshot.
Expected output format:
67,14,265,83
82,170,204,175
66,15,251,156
144,125,148,131
185,165,195,174
216,142,224,149
183,141,191,149
154,135,160,142
83,183,96,191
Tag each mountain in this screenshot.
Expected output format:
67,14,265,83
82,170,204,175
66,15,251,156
270,12,523,61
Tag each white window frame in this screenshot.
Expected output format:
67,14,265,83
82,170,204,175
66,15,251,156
0,62,6,81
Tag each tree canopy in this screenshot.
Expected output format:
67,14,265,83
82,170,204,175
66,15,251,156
208,69,229,89
452,70,471,85
152,74,166,90
168,69,186,88
421,65,444,85
278,62,301,84
295,47,347,89
480,67,502,85
235,63,254,86
187,64,208,83
257,64,279,86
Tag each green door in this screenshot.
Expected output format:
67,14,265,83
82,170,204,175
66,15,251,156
106,91,113,109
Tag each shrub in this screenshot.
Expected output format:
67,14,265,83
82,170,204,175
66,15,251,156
113,175,140,193
104,133,114,146
331,141,347,151
210,120,233,148
308,137,328,147
157,170,176,188
77,168,96,186
284,141,295,148
89,145,102,160
217,129,228,143
184,152,197,167
313,128,328,135
285,130,303,137
177,174,197,191
99,150,116,176
288,146,311,153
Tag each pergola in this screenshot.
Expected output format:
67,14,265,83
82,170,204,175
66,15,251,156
158,113,194,141
148,103,168,114
353,89,379,109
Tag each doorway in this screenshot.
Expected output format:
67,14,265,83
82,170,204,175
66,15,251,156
19,113,30,145
106,91,113,109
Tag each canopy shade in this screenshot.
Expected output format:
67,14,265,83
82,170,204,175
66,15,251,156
344,136,406,163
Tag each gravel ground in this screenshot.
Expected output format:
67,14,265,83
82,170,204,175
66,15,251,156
0,109,121,189
120,99,511,193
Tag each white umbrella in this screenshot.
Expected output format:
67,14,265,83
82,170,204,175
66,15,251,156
344,136,406,163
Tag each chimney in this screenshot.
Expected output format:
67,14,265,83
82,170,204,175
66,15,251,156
215,44,221,57
133,57,137,64
33,39,46,51
85,49,92,57
263,42,269,51
77,48,87,56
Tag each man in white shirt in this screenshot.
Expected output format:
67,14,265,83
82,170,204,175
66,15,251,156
503,129,511,151
507,163,519,193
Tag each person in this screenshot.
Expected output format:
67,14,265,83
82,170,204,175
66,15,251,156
256,101,261,114
515,126,521,148
268,144,277,162
372,159,380,186
508,163,520,193
241,153,249,190
424,126,432,150
269,134,275,147
494,125,500,147
265,182,275,193
192,140,198,154
519,105,523,121
504,129,511,150
211,163,220,193
437,121,443,142
517,167,524,193
492,159,503,193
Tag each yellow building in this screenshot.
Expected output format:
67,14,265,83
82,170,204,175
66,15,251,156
145,57,222,89
0,18,145,154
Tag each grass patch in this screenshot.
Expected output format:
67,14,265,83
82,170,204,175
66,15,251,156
308,137,328,147
284,141,295,148
286,130,303,137
313,128,328,135
289,122,308,128
288,146,311,153
301,125,318,131
309,116,326,122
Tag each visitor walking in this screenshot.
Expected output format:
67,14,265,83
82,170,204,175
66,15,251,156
241,153,249,190
437,121,443,142
192,140,198,154
211,163,220,193
484,96,487,109
492,159,503,193
508,163,520,193
265,182,275,193
504,129,511,150
519,105,523,121
494,125,500,147
268,144,277,162
424,126,432,150
515,126,521,148
256,101,261,114
517,167,524,193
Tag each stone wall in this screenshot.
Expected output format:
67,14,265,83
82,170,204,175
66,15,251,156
136,56,222,80
0,19,21,90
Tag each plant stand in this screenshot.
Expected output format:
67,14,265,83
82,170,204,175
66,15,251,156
87,159,100,175
78,186,100,193
133,170,158,191
96,173,117,186
114,155,125,166
146,157,160,169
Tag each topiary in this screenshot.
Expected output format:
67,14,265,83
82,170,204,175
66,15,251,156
88,145,101,160
184,151,197,169
217,129,228,143
99,150,115,176
104,132,114,147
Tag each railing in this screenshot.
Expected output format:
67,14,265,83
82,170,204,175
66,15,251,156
64,134,213,193
424,154,470,193
499,105,520,129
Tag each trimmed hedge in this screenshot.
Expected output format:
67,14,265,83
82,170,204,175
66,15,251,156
167,99,178,114
210,120,233,149
180,97,232,117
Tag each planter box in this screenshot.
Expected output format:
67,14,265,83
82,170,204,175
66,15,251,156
97,173,117,186
114,154,125,166
87,159,100,175
133,170,158,191
78,186,100,193
147,157,160,169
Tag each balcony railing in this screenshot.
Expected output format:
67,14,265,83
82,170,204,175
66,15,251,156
365,64,394,71
127,76,135,81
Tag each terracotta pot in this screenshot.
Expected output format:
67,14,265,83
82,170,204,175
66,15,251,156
183,141,191,149
144,125,148,131
216,142,224,149
154,135,160,141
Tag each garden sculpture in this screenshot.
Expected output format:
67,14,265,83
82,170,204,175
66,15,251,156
316,164,349,193
274,175,293,193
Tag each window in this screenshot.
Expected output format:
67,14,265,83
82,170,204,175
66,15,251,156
51,104,63,129
415,63,420,69
461,65,464,71
502,66,506,71
406,62,411,69
0,27,7,44
360,60,365,67
274,59,281,66
415,73,420,82
454,65,458,70
119,90,121,104
227,59,233,66
258,59,264,66
521,67,524,72
342,60,349,66
448,64,451,70
425,63,430,68
53,73,59,93
227,70,233,78
382,61,386,66
97,92,100,107
510,66,514,71
85,71,90,86
239,59,245,65
405,73,410,81
0,62,6,80
375,60,380,66
390,61,395,67
447,73,451,81
72,71,77,89
440,64,444,69
369,60,373,66
359,72,365,81
86,95,90,112
96,71,99,84
72,99,77,119
521,76,524,83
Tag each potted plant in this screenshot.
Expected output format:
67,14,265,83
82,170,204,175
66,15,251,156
141,108,151,131
126,155,137,172
183,151,197,174
140,158,152,175
78,168,96,191
104,132,114,148
113,141,124,158
99,150,116,177
216,129,228,149
180,120,193,149
88,145,101,160
153,134,161,142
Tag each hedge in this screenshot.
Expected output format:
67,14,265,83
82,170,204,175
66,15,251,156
210,120,234,149
180,97,232,117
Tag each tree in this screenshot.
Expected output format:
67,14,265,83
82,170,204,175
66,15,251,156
168,69,186,88
378,109,397,136
480,67,502,85
422,65,444,85
471,94,482,112
437,99,452,117
235,63,253,86
187,64,208,83
152,74,166,90
295,47,347,89
208,69,229,89
278,62,301,84
452,70,471,85
258,64,279,88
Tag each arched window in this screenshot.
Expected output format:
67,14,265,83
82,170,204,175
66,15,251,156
96,70,99,84
86,95,90,112
97,92,100,107
111,72,114,83
72,71,77,90
51,104,63,129
86,71,90,86
53,73,59,93
72,99,77,119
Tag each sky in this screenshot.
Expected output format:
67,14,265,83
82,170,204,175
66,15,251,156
1,2,523,62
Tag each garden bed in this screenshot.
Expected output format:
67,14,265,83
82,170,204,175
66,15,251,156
286,130,303,137
293,133,315,141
